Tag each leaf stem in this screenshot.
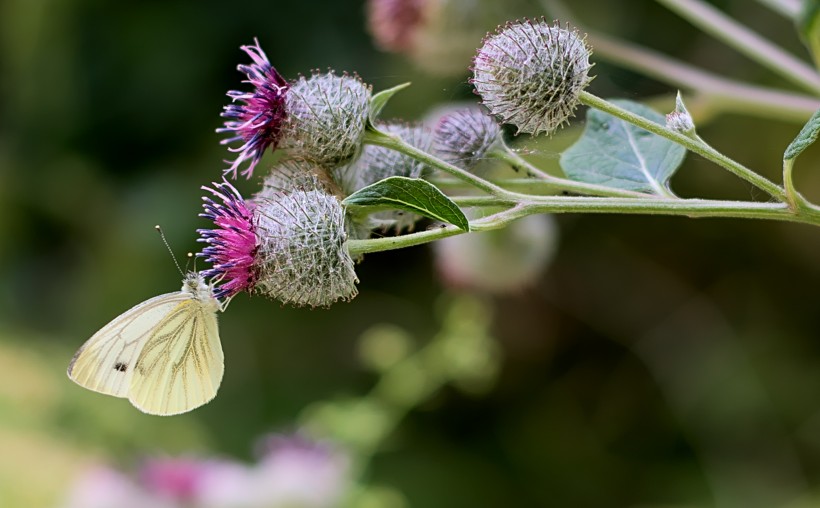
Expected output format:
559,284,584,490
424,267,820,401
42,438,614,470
488,145,653,198
782,158,820,215
580,91,788,201
363,128,517,201
429,177,637,195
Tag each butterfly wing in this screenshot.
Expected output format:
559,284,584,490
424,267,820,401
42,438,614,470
127,298,224,416
67,292,190,398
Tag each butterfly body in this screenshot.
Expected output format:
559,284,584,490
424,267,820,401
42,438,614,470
68,273,224,416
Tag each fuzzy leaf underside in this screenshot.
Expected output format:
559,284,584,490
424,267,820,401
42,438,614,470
560,99,686,194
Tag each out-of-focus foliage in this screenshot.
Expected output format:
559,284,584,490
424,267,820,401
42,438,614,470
4,0,820,507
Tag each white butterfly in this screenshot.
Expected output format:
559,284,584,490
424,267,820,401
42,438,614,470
67,272,224,416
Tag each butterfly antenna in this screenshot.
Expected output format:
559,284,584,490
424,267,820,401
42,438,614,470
186,252,197,273
155,225,185,277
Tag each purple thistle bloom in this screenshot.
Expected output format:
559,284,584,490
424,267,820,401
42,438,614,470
198,180,258,299
138,458,210,503
218,38,289,178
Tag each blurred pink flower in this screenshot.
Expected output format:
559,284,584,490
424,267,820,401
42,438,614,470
253,435,351,508
59,435,350,508
61,466,173,508
190,461,258,508
367,0,427,53
139,458,217,504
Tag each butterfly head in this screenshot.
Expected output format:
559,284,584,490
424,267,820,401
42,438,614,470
181,272,222,311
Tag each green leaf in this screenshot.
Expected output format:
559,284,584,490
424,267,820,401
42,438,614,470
560,99,686,195
797,0,820,68
368,82,411,126
785,107,820,160
343,176,470,231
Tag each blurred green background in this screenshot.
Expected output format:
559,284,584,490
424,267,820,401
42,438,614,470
3,0,820,506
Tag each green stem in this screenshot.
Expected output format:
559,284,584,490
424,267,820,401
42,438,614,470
489,145,653,198
430,177,625,195
363,128,517,200
784,158,799,209
782,158,820,214
450,196,514,207
654,0,820,94
580,91,788,201
347,197,819,256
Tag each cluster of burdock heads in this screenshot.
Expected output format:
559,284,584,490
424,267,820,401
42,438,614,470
197,18,592,308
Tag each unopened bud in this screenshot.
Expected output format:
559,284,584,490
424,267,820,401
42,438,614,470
433,107,500,170
472,19,592,136
665,91,695,134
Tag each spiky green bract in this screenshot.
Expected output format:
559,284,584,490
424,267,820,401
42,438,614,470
253,164,358,308
283,71,372,169
471,19,592,136
433,107,500,170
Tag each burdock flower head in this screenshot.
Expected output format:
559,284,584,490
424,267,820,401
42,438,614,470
472,19,592,136
218,39,289,179
283,71,372,169
198,180,259,299
254,161,359,308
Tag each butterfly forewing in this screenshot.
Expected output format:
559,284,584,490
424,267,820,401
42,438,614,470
128,299,224,416
67,292,190,397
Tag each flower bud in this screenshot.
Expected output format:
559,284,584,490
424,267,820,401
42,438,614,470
284,71,372,169
666,91,695,134
433,107,500,171
472,19,592,136
434,213,558,293
253,172,358,308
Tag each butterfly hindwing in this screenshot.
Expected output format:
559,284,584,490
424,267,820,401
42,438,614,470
128,298,224,416
67,292,190,398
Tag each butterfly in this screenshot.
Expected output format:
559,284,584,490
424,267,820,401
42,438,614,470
67,272,224,416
